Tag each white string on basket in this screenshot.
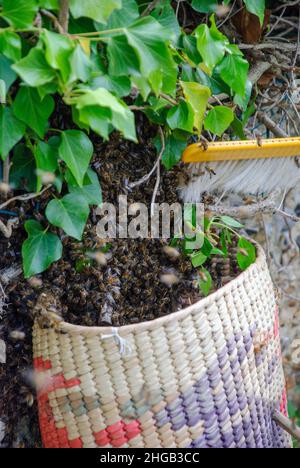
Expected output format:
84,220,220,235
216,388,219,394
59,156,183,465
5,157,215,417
101,328,132,356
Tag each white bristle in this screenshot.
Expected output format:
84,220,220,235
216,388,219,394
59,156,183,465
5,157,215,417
179,157,300,202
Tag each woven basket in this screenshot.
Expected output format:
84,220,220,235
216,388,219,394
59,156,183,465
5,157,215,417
32,244,292,448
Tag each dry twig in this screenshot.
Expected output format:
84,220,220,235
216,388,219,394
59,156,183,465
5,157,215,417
0,185,51,210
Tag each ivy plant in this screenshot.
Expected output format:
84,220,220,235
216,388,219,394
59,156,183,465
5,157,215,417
174,208,256,296
0,0,263,277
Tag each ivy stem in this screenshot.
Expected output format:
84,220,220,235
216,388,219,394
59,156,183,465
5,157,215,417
73,28,124,37
2,156,10,186
159,93,178,106
59,0,69,33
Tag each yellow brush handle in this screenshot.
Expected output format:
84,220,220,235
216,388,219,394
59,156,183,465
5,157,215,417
182,137,300,163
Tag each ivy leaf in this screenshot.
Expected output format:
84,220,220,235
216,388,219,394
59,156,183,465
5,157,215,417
59,130,93,186
78,106,111,140
2,0,38,28
236,237,256,270
191,0,217,13
107,35,140,77
38,0,59,8
42,30,74,83
195,18,228,72
0,30,21,62
74,88,137,142
181,81,211,130
13,48,57,87
244,0,265,26
0,80,5,104
231,116,247,140
91,74,131,98
204,106,234,136
69,0,122,24
155,135,187,170
220,216,244,229
69,44,93,83
191,251,207,268
0,107,25,160
66,169,102,206
124,17,177,94
22,220,63,278
218,54,249,96
10,144,37,192
0,55,17,91
234,79,253,111
198,268,212,296
96,0,139,28
13,87,54,138
151,0,181,42
35,139,59,191
46,194,90,240
167,101,195,132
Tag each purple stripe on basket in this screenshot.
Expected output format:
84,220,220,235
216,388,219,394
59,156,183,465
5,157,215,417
118,326,288,448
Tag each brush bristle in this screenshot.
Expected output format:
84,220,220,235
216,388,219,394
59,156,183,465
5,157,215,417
178,157,300,202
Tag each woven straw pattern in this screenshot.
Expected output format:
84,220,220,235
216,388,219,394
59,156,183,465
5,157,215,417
32,246,292,448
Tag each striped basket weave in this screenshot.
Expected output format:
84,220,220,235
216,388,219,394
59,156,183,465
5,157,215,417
32,245,292,448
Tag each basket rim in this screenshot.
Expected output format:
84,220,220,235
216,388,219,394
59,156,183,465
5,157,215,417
39,242,267,335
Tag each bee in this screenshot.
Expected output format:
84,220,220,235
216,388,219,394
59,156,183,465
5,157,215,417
34,292,63,330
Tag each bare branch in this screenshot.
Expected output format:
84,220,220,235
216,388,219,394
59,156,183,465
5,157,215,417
151,127,165,218
256,112,288,138
0,185,51,211
273,411,300,442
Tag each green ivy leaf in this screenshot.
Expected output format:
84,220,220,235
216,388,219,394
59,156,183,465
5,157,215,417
167,101,195,132
0,30,21,62
96,0,139,28
66,168,102,206
0,107,25,160
69,44,93,83
0,80,5,104
13,87,54,138
69,0,122,24
107,35,140,77
156,135,187,170
59,130,93,186
74,88,137,141
204,106,234,136
181,81,211,130
218,54,249,96
236,237,256,270
123,17,177,94
191,251,207,268
151,0,181,42
13,48,57,87
191,0,217,13
10,144,37,192
0,55,17,91
91,74,131,98
22,220,63,278
42,30,74,83
46,193,90,240
198,268,212,296
35,139,59,191
244,0,265,26
2,0,38,28
231,116,247,140
195,17,228,72
234,79,253,111
78,106,111,140
38,0,59,8
220,216,244,229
